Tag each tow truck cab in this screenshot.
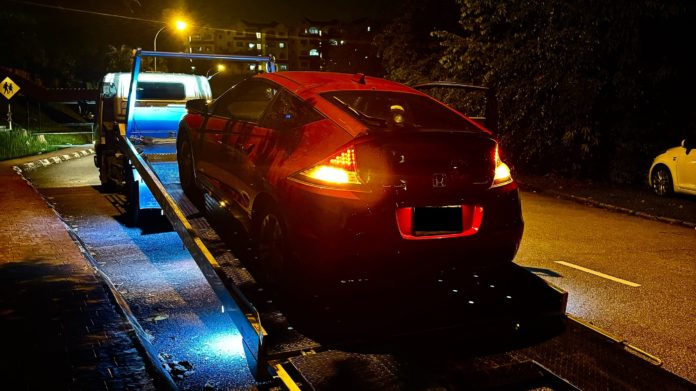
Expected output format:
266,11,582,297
94,72,212,224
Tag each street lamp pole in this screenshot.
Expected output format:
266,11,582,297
153,20,187,72
153,26,166,71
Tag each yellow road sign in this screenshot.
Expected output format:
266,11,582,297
2,77,20,100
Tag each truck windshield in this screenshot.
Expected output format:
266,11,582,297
321,90,483,133
136,82,186,101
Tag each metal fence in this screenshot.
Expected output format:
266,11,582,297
32,122,96,144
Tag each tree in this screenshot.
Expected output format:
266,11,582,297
373,0,461,84
435,0,696,182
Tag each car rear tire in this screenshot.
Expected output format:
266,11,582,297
651,166,673,196
177,131,205,208
256,208,290,288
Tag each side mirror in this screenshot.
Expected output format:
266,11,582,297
101,82,116,99
186,99,208,114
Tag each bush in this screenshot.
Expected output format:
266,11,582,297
0,129,58,161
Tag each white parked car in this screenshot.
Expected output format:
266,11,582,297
649,138,696,196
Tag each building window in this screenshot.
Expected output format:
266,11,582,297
308,26,319,35
256,43,261,50
256,32,262,39
309,49,319,57
236,41,243,47
248,42,255,49
280,64,288,71
279,42,286,49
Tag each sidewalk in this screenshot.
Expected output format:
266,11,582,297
0,147,157,390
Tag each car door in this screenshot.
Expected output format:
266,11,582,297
676,138,696,191
192,88,246,200
215,79,278,222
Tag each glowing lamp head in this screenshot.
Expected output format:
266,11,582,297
492,144,513,187
175,20,188,31
294,145,363,187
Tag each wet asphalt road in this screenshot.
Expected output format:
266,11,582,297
27,156,695,384
515,192,696,382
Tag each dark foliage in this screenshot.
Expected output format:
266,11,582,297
376,0,696,183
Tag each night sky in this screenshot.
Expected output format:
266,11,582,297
10,0,400,25
6,0,401,58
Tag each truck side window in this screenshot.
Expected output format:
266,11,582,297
211,80,277,122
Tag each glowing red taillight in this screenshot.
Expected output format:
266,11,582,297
328,146,357,171
291,144,364,188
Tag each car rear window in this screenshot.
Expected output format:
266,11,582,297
136,82,186,100
321,90,482,132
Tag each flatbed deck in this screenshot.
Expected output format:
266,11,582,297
139,157,691,390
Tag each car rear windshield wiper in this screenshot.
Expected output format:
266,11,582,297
330,96,388,128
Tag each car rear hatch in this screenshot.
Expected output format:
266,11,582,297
355,131,496,238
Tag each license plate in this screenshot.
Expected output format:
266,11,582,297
412,206,463,235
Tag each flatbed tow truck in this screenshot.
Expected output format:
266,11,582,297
94,49,693,390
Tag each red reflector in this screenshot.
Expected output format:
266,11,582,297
396,205,484,240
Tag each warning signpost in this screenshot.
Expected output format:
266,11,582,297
2,77,19,130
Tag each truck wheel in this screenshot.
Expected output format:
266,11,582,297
97,154,116,192
177,133,205,208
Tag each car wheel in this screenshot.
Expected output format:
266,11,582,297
651,166,674,196
177,132,205,208
256,208,289,287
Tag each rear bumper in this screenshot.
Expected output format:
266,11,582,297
282,182,523,282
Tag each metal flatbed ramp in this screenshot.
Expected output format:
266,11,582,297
285,318,693,390
133,142,692,390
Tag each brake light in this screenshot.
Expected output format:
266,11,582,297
292,145,363,188
492,145,513,187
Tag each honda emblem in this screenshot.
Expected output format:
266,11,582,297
432,173,447,188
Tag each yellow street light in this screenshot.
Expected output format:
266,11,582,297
207,64,226,79
154,18,189,71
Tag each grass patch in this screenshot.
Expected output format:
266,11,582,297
42,133,94,146
0,129,60,161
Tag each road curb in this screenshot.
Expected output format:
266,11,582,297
9,160,176,390
522,187,696,229
12,148,95,173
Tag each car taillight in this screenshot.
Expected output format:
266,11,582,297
492,144,513,187
291,144,364,189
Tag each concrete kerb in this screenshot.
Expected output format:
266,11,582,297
12,147,95,174
529,189,696,230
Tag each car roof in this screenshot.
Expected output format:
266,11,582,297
259,71,418,96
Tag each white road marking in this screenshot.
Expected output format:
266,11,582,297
554,261,641,287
